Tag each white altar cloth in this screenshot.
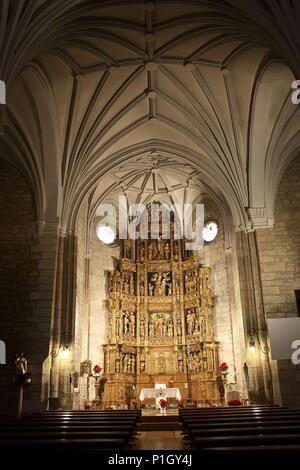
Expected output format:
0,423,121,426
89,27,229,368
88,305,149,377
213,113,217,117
139,388,181,401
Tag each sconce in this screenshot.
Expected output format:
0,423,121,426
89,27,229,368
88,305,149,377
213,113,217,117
248,328,270,355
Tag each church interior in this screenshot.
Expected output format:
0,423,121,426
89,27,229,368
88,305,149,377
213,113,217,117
0,0,300,458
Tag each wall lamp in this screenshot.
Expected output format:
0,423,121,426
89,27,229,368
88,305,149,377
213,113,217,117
248,328,270,355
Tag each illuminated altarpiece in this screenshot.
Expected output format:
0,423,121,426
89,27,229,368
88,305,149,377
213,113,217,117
102,210,221,407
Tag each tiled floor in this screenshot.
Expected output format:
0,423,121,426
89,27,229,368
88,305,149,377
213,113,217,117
135,431,187,450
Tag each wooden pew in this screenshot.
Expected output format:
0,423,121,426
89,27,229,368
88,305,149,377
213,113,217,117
0,438,126,450
195,433,300,449
184,419,300,433
190,424,300,442
0,410,140,450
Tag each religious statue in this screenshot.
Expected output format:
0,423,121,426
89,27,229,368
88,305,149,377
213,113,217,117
15,353,27,375
149,322,155,337
178,360,183,373
130,274,135,295
157,236,163,259
148,242,153,260
149,283,154,296
123,278,129,294
124,240,132,259
156,316,164,337
129,311,135,336
140,320,145,338
139,242,145,261
115,316,120,336
186,310,196,336
123,354,130,373
130,356,135,373
140,280,145,296
152,272,163,296
151,272,171,296
123,312,130,335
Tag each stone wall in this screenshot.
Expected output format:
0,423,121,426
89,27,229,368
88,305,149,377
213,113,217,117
89,225,120,372
256,155,300,405
197,199,246,393
198,202,234,371
0,160,39,413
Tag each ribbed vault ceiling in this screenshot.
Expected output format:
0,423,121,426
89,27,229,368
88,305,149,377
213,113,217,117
0,0,300,231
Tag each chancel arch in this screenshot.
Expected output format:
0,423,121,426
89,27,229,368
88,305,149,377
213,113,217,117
0,0,299,419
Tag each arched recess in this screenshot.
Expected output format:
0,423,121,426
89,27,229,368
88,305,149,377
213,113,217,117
6,62,63,221
248,59,298,224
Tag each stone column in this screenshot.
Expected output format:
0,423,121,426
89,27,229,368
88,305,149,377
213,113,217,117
235,230,275,404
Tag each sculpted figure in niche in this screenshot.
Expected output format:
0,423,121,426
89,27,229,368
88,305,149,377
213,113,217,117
129,311,135,336
194,316,200,333
157,236,163,259
140,320,145,338
115,316,120,336
123,278,129,294
123,354,130,373
178,360,183,373
140,280,145,296
152,272,163,296
186,310,196,336
148,242,153,260
176,321,182,337
124,240,132,259
156,316,164,336
149,283,154,296
164,242,170,259
160,276,167,296
130,274,135,295
149,322,155,337
130,356,135,373
139,242,145,261
123,312,130,335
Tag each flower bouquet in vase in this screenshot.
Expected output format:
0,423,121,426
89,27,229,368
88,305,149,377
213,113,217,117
159,399,168,415
93,364,102,378
219,362,229,376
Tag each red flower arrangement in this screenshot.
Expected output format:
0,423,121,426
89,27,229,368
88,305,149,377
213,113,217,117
160,399,168,408
219,362,229,371
228,400,241,406
93,364,102,375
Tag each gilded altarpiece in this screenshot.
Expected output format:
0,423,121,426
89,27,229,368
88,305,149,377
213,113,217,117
102,214,220,407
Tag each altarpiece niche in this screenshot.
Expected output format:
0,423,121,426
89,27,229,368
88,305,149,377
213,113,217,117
102,207,221,407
